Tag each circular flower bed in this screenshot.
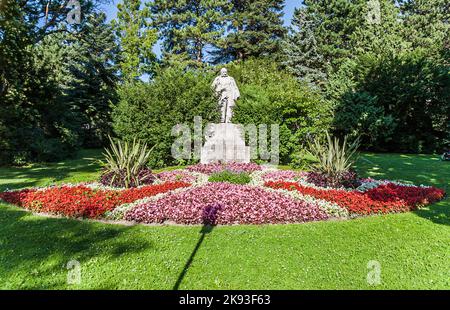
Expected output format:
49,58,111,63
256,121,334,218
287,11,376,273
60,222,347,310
125,182,329,225
0,163,446,226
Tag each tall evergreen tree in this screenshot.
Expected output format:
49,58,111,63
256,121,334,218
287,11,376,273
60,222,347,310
67,13,119,146
213,0,286,63
151,0,231,65
282,0,408,86
351,0,408,56
282,8,327,88
287,0,367,71
0,0,117,163
399,0,449,56
112,0,157,80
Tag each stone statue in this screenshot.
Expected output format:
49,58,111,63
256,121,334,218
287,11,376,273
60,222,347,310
211,68,240,123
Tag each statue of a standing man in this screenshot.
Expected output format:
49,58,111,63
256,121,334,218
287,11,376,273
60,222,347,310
211,68,240,123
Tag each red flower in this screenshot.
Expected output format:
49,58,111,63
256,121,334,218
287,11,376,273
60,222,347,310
265,181,445,215
0,182,190,218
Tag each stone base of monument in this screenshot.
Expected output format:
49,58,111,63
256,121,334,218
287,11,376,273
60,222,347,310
200,123,250,164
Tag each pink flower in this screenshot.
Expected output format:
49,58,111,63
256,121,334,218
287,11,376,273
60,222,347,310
125,182,328,225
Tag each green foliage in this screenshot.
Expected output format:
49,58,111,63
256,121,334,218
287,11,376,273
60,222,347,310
1,153,449,289
208,170,251,185
332,92,396,149
151,0,231,64
0,2,117,165
112,66,219,168
307,132,360,176
112,0,158,80
100,136,153,188
213,0,286,63
329,50,449,153
282,8,327,88
229,59,333,164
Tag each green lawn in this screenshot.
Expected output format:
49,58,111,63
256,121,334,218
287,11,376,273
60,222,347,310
0,150,448,289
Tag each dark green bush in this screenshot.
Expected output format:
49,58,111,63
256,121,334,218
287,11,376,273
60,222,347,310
208,170,251,185
329,51,450,153
112,60,332,167
229,59,333,164
112,66,220,168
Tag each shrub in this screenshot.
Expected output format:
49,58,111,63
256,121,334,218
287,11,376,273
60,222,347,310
229,59,333,164
112,60,332,167
99,136,154,188
208,170,251,185
100,168,155,188
306,132,360,188
112,66,219,168
328,51,450,153
332,91,396,149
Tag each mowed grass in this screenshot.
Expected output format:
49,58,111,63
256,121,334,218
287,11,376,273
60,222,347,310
0,150,449,289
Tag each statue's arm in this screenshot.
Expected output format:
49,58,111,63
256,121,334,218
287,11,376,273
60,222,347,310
231,78,240,99
211,77,219,90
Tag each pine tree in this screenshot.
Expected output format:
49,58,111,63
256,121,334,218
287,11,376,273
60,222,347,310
67,13,119,146
112,0,158,80
351,0,408,57
282,8,327,88
289,0,367,70
213,0,286,63
399,0,449,55
282,0,408,86
0,0,117,163
151,0,231,65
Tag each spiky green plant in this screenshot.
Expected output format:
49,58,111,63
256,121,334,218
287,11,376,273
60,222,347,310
100,136,154,188
306,132,360,176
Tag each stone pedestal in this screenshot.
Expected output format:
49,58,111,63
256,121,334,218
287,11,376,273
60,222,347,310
200,123,250,164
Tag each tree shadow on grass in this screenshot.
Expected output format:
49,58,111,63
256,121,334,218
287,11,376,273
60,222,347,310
412,199,450,226
0,205,151,289
0,149,103,191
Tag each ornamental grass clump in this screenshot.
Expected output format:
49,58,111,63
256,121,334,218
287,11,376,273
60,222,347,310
306,132,361,188
99,136,155,188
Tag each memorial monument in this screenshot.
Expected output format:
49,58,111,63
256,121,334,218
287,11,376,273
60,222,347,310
200,68,250,163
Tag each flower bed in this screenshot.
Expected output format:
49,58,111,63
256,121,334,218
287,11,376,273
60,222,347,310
0,182,190,218
156,170,198,183
265,181,445,215
186,162,262,175
125,182,329,225
1,163,446,225
260,170,305,182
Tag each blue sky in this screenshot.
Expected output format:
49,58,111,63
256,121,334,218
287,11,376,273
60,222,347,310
101,0,300,26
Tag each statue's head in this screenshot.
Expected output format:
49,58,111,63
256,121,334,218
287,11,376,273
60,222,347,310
220,68,228,77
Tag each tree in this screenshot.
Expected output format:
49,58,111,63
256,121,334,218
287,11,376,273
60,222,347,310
282,8,327,88
0,0,117,163
112,0,158,80
213,0,286,63
66,13,119,146
399,0,449,55
151,0,231,65
329,51,450,153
